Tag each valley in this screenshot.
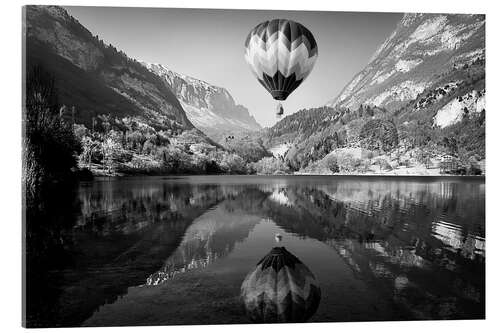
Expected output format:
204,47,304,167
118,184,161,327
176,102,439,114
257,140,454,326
25,7,485,177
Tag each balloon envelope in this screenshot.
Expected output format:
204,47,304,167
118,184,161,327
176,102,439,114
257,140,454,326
240,246,321,323
244,19,318,101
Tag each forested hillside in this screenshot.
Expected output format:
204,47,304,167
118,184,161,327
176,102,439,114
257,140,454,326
25,6,192,131
253,13,485,176
24,7,485,177
24,5,263,177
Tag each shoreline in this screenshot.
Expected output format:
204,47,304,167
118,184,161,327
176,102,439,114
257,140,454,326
292,172,485,178
84,164,485,180
90,173,485,181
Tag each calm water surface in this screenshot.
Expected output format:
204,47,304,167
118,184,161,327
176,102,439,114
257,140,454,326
25,175,485,327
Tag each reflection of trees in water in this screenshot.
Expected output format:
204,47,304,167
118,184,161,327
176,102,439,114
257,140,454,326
25,181,235,327
76,182,235,235
25,179,485,326
328,238,483,319
262,182,484,258
25,183,82,328
256,182,484,320
138,181,484,320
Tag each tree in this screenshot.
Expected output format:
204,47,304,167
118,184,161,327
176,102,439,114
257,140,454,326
442,137,458,156
24,65,81,202
365,105,374,117
357,104,364,118
79,136,100,165
142,139,156,155
221,154,246,174
359,119,399,152
101,137,121,173
467,156,482,175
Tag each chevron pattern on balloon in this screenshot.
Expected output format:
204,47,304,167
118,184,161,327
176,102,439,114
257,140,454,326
245,39,317,79
241,268,321,323
244,19,318,101
240,246,321,323
241,264,319,303
243,285,321,323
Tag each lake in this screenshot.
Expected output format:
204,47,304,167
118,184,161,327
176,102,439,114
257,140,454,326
24,175,485,327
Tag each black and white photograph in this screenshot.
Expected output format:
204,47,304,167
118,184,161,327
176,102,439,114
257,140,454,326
18,1,490,329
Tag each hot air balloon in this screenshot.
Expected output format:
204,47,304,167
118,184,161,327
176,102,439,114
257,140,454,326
240,246,321,323
244,19,318,118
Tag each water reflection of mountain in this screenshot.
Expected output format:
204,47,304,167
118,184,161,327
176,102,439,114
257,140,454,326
144,179,484,320
25,180,240,327
263,182,484,260
145,189,265,285
257,182,485,319
26,177,485,326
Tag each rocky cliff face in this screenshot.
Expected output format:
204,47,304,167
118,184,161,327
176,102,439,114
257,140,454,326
328,13,485,113
144,63,261,141
24,5,193,131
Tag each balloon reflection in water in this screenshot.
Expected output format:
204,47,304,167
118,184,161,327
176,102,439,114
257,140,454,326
240,246,321,323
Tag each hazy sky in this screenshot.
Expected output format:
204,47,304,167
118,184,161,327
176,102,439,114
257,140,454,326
64,6,401,127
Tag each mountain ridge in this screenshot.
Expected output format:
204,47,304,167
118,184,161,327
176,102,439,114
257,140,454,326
257,13,485,174
143,62,261,141
25,5,197,132
24,6,485,176
328,13,485,112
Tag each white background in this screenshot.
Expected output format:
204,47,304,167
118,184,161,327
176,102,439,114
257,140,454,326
1,0,498,332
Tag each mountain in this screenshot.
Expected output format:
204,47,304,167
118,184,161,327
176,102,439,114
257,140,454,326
143,63,261,141
24,5,193,132
24,6,485,176
259,13,485,174
328,13,485,114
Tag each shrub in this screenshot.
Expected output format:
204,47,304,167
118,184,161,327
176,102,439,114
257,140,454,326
357,159,372,173
220,154,246,174
468,164,482,175
130,155,161,171
156,146,191,172
416,150,433,168
252,157,289,175
375,158,393,171
337,152,361,172
324,155,340,173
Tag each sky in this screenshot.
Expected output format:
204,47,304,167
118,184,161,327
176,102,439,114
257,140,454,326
64,6,401,127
